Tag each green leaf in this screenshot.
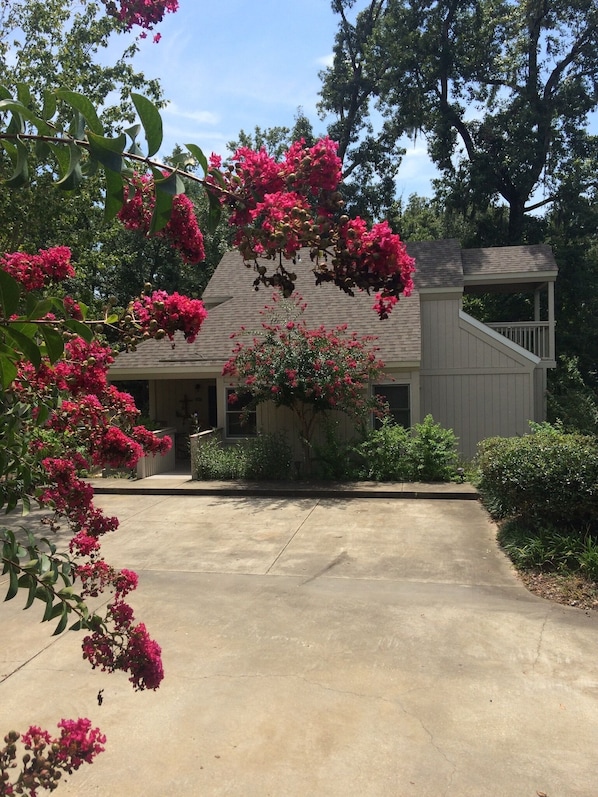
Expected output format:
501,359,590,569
0,270,21,317
131,93,163,157
3,139,29,188
87,131,126,174
26,297,59,319
24,576,38,609
149,169,186,233
4,327,41,368
125,123,141,141
0,99,52,135
39,326,64,363
207,191,222,234
0,355,18,389
41,90,57,121
55,143,83,190
5,566,19,601
185,143,209,175
63,319,94,342
104,168,124,221
55,89,103,135
16,83,32,107
53,606,70,635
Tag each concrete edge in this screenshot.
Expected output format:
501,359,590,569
88,479,480,500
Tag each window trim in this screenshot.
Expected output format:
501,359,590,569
373,383,411,428
225,387,257,438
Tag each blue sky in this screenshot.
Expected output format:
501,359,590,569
128,0,439,199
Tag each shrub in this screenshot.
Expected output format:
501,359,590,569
312,421,359,481
547,355,598,435
353,414,458,481
476,423,598,533
194,433,293,480
410,414,459,481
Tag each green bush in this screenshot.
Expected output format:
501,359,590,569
410,414,459,481
353,414,458,482
547,355,598,435
194,433,293,480
476,423,598,533
312,422,358,481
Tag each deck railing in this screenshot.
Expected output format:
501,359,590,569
486,322,553,360
136,427,177,478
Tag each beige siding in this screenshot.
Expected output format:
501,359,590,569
420,299,539,459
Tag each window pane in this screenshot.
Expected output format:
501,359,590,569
374,384,410,428
226,389,257,437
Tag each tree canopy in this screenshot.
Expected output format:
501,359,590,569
320,0,598,241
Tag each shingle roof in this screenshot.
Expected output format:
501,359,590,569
109,240,557,377
111,248,422,375
461,244,557,277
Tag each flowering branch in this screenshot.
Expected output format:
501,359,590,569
0,89,415,318
0,720,105,797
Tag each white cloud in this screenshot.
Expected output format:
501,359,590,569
315,54,334,68
163,102,220,126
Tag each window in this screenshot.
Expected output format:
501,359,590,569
374,384,410,428
226,388,257,437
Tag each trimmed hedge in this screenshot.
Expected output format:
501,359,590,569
476,423,598,533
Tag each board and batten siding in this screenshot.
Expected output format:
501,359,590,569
420,298,541,459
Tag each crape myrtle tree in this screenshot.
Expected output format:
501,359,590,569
0,4,416,793
222,294,393,468
320,0,598,243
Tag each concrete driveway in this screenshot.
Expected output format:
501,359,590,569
1,492,598,796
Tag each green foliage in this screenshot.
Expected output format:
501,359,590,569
409,414,460,482
1,528,92,636
321,1,598,241
194,434,293,481
312,421,358,481
547,355,598,435
476,424,598,532
498,521,598,581
354,414,458,482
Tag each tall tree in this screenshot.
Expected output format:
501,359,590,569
320,0,598,241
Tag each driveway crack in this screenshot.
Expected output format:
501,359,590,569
264,499,321,574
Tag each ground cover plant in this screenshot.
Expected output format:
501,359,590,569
476,422,598,608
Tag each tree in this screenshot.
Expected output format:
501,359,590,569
320,0,598,242
227,108,317,160
223,295,388,468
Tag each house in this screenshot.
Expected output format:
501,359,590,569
109,240,557,462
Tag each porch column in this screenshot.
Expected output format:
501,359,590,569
548,280,555,361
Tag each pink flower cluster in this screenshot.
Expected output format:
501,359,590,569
118,173,205,264
0,246,74,292
102,0,178,38
207,138,415,316
0,719,105,795
211,137,342,260
83,610,164,691
131,289,208,342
